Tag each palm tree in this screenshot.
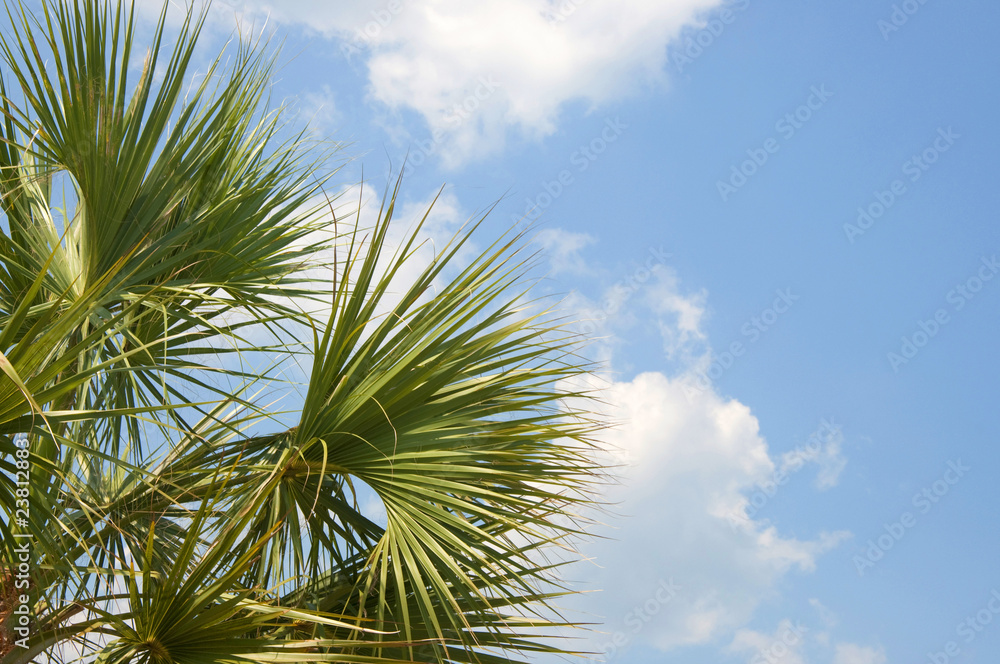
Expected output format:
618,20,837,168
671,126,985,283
0,2,603,663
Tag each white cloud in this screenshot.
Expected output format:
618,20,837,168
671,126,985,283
644,265,708,361
199,182,472,392
811,439,847,491
550,265,850,654
728,621,885,664
809,597,838,630
566,368,849,651
804,435,847,492
833,643,887,664
294,84,340,136
776,419,849,491
138,0,730,165
265,182,470,322
193,193,855,662
357,0,726,165
561,258,701,368
728,619,808,664
532,227,596,276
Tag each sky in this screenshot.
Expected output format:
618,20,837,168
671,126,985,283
28,0,1000,662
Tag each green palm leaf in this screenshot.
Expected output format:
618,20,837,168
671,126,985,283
0,2,605,663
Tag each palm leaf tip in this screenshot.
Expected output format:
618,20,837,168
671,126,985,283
279,180,607,659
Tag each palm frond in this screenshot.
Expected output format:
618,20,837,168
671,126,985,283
0,2,606,663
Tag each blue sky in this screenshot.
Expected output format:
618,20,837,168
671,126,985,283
117,0,1000,661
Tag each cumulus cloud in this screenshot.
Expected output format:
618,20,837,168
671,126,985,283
136,0,730,165
547,262,850,655
565,368,849,652
197,192,857,661
354,0,725,163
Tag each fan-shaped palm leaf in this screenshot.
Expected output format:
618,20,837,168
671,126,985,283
0,2,605,663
